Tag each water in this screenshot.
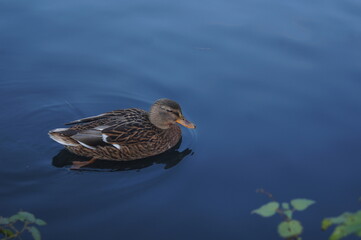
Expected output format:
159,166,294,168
1,0,361,239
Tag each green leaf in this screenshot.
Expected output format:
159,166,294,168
9,214,24,223
0,217,9,225
290,199,315,211
322,219,333,231
323,210,361,240
329,225,355,240
0,228,14,237
18,211,36,223
284,210,293,220
322,213,351,231
35,219,47,226
278,220,303,238
28,226,41,240
282,202,290,210
252,201,279,217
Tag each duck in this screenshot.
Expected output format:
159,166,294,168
48,98,196,169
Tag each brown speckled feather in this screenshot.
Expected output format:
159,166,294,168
51,108,182,161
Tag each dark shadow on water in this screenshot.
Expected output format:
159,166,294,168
52,140,193,171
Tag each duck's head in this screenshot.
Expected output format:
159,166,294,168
149,98,196,130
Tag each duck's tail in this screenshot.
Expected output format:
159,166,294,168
48,128,79,147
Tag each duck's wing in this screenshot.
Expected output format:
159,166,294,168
61,108,157,150
101,122,159,149
65,109,131,125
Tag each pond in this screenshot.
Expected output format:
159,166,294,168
1,0,361,239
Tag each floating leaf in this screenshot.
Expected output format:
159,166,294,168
322,210,361,240
290,199,315,211
322,213,350,231
252,201,279,217
9,214,24,223
282,202,290,210
18,211,36,223
329,224,358,240
278,220,303,238
28,226,41,240
322,219,333,231
284,210,293,220
35,219,47,226
0,217,9,225
0,228,14,237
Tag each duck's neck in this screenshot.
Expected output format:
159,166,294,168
148,112,170,129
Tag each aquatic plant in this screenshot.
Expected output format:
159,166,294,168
322,210,361,240
0,211,46,240
252,189,315,240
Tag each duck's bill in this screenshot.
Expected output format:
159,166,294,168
176,118,196,129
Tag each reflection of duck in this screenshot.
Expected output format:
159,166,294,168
49,99,196,169
52,140,193,171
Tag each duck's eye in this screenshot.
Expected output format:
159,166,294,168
171,111,181,118
160,106,181,117
167,109,178,115
163,108,179,116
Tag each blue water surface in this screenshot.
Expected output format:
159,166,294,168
1,0,361,239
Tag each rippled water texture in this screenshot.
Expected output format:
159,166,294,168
1,0,361,239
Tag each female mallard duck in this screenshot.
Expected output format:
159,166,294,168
48,98,196,169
